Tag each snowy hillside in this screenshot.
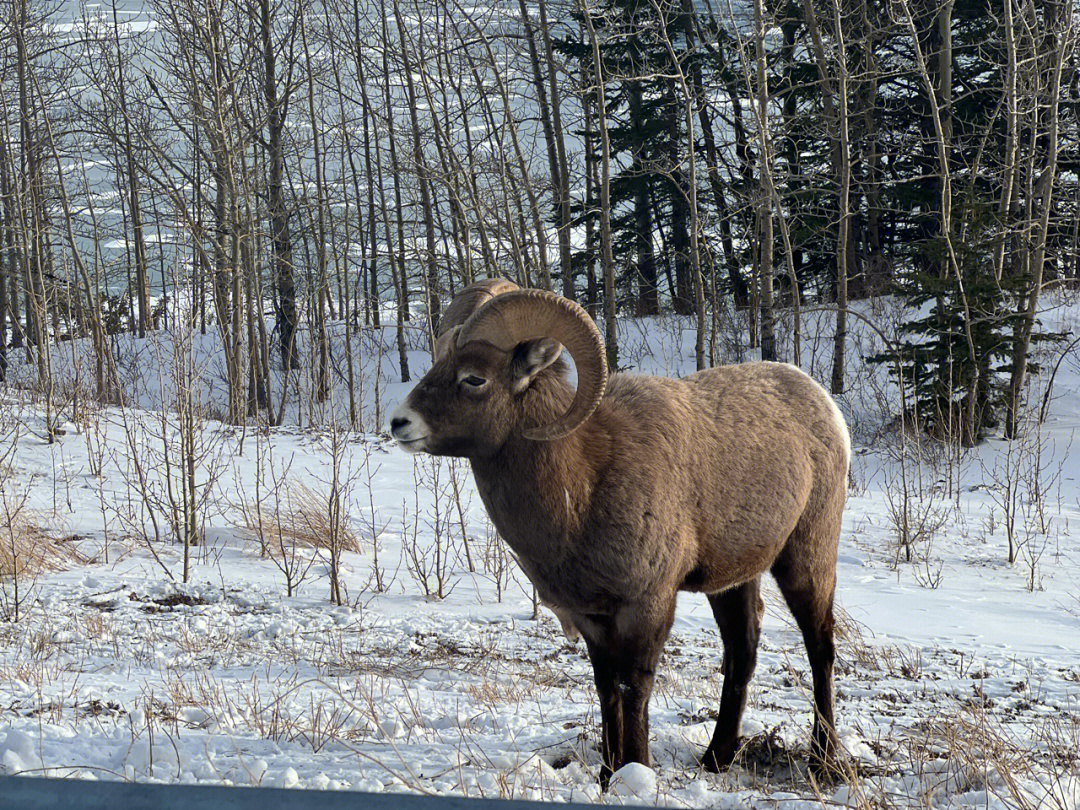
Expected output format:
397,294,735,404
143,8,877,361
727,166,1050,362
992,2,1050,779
1,303,1079,809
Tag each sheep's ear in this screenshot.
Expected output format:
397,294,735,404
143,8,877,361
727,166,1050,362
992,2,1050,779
434,327,459,361
510,338,563,392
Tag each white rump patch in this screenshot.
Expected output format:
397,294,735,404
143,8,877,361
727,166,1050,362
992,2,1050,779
783,362,852,465
826,395,852,467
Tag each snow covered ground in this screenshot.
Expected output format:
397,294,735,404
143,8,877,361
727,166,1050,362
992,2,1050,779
1,302,1079,809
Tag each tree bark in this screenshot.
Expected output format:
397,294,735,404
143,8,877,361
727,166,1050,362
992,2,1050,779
394,0,441,335
261,0,299,371
538,0,575,299
754,0,775,362
113,0,149,339
580,0,617,369
1006,2,1069,437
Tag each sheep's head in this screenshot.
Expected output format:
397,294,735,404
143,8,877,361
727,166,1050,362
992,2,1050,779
390,279,607,458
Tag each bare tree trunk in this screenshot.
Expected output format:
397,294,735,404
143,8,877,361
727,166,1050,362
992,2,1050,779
441,44,498,279
325,2,359,426
581,66,599,318
519,0,572,297
858,0,884,291
261,0,299,372
902,0,979,442
16,0,51,386
39,106,123,405
415,31,472,286
113,0,149,338
688,1,747,310
655,0,705,367
0,128,11,382
753,0,775,362
831,0,851,395
451,9,552,290
0,108,20,368
537,0,575,299
212,160,236,415
628,80,660,316
994,0,1019,287
394,0,440,334
374,9,410,382
803,0,849,383
580,0,617,369
1006,2,1071,437
300,11,331,404
349,0,381,327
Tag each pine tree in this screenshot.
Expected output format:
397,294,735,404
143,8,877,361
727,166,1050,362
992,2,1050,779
870,0,1068,443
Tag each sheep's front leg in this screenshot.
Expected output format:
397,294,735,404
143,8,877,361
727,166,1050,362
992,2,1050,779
619,659,657,767
585,636,624,789
614,598,677,771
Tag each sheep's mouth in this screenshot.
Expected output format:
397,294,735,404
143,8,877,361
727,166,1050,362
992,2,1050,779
396,436,428,453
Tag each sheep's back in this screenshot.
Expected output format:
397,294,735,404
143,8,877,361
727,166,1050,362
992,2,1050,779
599,362,848,591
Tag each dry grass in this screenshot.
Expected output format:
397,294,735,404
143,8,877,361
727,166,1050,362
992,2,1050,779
0,512,75,577
242,482,360,557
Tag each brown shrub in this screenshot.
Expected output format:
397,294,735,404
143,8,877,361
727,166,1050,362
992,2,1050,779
0,513,74,577
242,482,360,558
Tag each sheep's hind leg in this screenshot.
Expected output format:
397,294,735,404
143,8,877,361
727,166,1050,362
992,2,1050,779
702,578,763,772
771,549,839,775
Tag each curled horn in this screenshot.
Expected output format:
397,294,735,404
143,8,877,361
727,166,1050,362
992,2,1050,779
434,278,520,359
457,289,607,441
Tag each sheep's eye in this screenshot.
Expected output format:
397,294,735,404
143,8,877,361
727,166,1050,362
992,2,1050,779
462,375,487,387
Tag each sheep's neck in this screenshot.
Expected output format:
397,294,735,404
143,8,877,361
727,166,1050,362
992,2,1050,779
470,375,606,564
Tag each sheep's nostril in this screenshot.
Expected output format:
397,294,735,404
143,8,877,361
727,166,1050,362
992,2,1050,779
390,417,409,434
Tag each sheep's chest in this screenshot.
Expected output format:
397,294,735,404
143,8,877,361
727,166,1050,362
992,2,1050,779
475,474,671,616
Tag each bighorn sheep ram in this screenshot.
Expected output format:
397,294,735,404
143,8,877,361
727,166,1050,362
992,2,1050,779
390,279,849,783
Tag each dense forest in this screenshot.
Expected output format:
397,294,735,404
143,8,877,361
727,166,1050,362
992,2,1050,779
1,0,1076,442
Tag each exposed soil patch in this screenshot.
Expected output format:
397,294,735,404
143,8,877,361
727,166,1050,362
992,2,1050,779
129,591,210,611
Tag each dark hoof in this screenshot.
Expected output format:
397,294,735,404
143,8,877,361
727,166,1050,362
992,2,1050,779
808,739,842,783
700,741,738,773
598,764,614,792
809,753,842,783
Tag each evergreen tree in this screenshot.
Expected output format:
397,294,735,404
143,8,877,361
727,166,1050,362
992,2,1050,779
870,0,1068,443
